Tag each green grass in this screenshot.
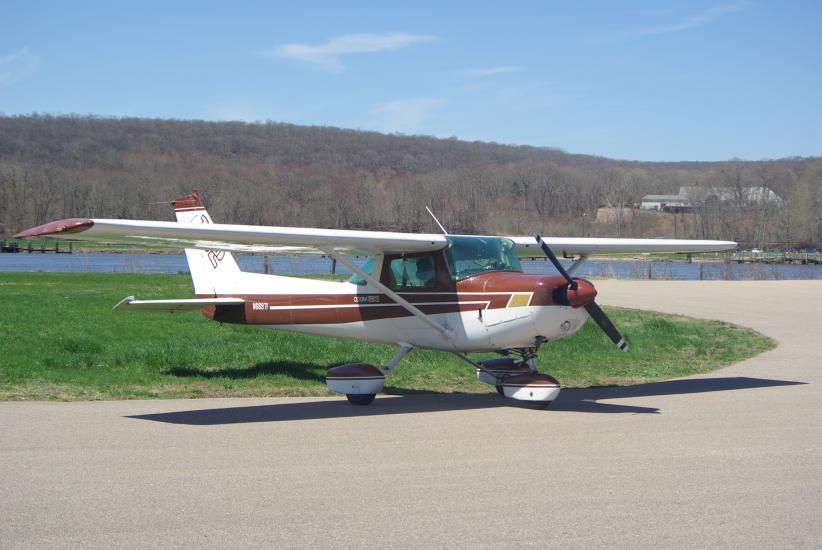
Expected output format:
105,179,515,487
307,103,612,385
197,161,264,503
0,273,776,401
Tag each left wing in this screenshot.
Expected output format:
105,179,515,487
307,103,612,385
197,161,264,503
15,218,448,256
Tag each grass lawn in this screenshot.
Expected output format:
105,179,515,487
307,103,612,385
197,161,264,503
0,272,776,400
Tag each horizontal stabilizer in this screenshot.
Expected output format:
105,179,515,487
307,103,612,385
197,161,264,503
113,296,245,312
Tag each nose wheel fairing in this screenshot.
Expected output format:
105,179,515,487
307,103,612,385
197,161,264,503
500,372,561,403
474,357,561,405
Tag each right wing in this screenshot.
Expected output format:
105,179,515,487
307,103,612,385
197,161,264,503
510,236,737,257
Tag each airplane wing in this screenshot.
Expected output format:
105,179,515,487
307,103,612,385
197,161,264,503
112,296,245,312
510,236,737,257
15,218,448,256
16,218,735,256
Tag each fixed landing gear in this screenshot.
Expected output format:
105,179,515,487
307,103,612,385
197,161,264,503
346,394,376,406
327,344,414,406
472,350,561,407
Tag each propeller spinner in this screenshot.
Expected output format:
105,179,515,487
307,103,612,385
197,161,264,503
534,234,629,352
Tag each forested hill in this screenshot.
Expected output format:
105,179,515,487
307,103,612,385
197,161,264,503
1,115,819,245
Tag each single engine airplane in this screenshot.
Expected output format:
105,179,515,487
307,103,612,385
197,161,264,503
16,191,736,407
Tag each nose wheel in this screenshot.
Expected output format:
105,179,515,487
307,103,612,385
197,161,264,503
346,394,376,406
515,400,553,410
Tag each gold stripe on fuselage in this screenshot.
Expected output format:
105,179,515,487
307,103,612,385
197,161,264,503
507,293,532,308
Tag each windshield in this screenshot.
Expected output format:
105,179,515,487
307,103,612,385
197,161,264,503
442,236,523,280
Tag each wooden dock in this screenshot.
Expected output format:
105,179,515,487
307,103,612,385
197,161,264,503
0,240,73,254
731,250,821,265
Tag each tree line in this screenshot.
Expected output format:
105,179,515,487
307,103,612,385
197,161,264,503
0,115,819,247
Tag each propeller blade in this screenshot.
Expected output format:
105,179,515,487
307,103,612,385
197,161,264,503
534,234,577,291
584,301,629,352
533,235,627,352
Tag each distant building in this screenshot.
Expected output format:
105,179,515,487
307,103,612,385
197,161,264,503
640,186,783,212
679,186,783,206
639,194,693,213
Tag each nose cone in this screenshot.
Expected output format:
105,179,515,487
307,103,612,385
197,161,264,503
531,276,598,308
567,278,597,308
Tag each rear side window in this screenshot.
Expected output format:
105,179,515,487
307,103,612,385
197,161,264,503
348,257,376,286
388,255,437,289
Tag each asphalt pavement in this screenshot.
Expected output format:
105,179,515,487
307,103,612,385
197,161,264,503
1,280,820,548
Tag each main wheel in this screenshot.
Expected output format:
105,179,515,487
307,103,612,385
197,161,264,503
495,385,504,396
518,400,552,410
346,393,376,406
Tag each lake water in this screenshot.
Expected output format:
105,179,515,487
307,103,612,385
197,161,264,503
1,252,820,280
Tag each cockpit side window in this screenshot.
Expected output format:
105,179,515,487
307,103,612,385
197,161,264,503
387,255,438,289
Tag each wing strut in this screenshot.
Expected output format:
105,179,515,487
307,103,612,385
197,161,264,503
327,251,453,343
566,254,589,276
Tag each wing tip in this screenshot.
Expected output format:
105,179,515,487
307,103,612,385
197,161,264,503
14,218,94,239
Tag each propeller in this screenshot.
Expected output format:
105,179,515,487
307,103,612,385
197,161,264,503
534,234,629,352
534,234,577,291
584,301,629,352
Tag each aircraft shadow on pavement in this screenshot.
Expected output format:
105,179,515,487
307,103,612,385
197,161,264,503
128,376,803,425
166,360,328,384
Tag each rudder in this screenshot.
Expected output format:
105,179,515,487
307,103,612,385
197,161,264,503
171,190,240,296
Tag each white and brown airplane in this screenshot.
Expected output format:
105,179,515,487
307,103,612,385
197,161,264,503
16,191,736,407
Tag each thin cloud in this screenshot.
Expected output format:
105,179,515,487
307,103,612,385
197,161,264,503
368,98,441,134
0,47,38,87
266,33,436,73
609,1,748,41
458,66,524,77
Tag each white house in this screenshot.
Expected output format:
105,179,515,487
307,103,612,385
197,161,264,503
640,194,693,212
641,186,784,212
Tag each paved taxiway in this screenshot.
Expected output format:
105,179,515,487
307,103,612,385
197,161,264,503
2,280,821,548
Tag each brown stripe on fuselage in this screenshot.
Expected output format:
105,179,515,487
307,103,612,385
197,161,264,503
198,272,573,325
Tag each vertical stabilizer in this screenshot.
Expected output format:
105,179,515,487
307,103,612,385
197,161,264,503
171,190,240,296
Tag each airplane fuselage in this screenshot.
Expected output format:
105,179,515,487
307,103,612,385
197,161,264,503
199,269,594,352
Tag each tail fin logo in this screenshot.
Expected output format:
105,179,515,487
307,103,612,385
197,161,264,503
196,214,225,269
208,250,226,269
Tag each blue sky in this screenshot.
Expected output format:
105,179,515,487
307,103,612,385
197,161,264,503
1,0,820,161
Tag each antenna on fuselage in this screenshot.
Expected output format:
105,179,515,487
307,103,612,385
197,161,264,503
425,206,449,235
